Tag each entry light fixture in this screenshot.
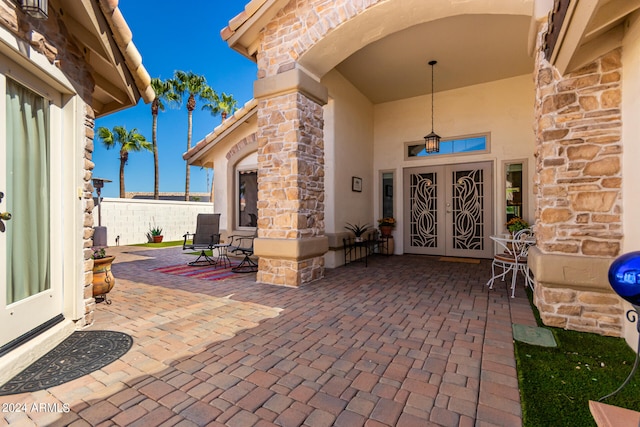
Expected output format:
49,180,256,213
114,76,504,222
424,60,440,154
21,0,48,19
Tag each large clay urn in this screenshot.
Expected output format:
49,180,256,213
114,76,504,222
92,255,116,304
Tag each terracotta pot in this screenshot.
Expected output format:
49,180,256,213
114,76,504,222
152,235,163,243
93,255,116,303
380,225,393,237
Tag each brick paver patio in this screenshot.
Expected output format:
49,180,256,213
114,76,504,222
0,246,536,426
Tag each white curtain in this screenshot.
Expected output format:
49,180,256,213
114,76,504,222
5,79,49,304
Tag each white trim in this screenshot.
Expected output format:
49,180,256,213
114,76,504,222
501,158,530,235
0,26,75,96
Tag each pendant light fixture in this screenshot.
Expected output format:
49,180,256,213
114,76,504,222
424,60,440,153
21,0,48,19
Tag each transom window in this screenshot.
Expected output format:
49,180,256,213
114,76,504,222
406,134,489,158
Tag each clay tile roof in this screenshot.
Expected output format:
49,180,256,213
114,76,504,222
97,0,154,103
221,0,267,41
184,98,258,162
219,0,289,59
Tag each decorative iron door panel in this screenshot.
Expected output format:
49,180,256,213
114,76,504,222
403,168,444,255
403,162,493,258
445,162,493,258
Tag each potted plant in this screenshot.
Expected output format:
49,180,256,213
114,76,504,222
92,247,116,304
147,223,163,243
345,222,370,242
377,217,396,237
506,217,529,234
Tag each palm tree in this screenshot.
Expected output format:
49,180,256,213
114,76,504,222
96,126,152,198
217,93,238,120
200,87,219,119
150,77,179,199
171,70,210,201
202,90,238,121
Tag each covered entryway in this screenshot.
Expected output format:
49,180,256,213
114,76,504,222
214,0,537,284
403,161,493,258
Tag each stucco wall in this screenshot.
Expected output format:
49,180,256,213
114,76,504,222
92,198,214,246
374,74,536,253
322,69,375,233
622,12,640,254
622,10,640,344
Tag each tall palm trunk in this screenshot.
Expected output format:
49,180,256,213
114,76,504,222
152,105,159,200
185,94,195,201
119,150,128,198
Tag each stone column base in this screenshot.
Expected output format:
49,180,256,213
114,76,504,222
528,246,623,336
254,236,328,286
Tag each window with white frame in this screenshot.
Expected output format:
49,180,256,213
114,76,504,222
237,169,257,228
406,134,489,158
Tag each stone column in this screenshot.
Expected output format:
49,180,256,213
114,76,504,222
253,68,329,286
530,19,624,336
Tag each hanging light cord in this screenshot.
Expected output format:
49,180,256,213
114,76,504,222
429,60,436,133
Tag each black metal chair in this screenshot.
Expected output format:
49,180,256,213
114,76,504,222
182,213,221,266
228,229,258,273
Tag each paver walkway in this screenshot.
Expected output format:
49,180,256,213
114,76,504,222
0,246,536,426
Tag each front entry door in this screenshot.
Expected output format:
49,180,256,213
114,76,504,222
403,161,493,258
0,68,63,350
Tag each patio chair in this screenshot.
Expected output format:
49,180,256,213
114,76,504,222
228,229,258,273
486,228,535,298
183,213,221,266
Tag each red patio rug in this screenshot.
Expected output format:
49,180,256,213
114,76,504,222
152,262,242,281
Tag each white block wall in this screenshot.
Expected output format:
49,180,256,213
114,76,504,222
92,198,215,246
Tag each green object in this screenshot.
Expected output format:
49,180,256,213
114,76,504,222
345,222,370,237
516,288,640,426
131,240,183,248
513,324,557,347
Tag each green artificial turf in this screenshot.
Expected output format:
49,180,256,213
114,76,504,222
515,290,640,426
131,240,184,248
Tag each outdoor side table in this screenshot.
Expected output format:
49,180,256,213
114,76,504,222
212,243,231,269
343,238,374,267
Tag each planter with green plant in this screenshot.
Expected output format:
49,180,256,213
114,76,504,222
92,247,116,304
377,217,396,237
147,224,163,243
345,222,370,242
506,217,529,234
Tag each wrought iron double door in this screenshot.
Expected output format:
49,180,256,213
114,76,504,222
403,162,493,258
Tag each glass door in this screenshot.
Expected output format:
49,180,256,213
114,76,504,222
403,161,493,258
0,64,63,350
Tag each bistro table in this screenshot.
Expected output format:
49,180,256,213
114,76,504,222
486,230,536,298
212,242,232,269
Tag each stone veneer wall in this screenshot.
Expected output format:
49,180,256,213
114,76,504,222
254,0,379,285
1,2,97,328
256,92,326,285
257,0,380,78
84,111,97,326
532,17,624,335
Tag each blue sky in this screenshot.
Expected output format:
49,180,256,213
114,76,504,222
93,2,256,198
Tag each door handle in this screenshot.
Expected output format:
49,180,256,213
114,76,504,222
0,191,7,232
0,212,9,232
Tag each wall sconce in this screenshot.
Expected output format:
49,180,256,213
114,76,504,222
424,60,441,154
21,0,48,19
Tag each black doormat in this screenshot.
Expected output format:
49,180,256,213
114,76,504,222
0,330,132,396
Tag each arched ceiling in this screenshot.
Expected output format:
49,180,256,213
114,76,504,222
224,0,537,104
333,14,534,104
